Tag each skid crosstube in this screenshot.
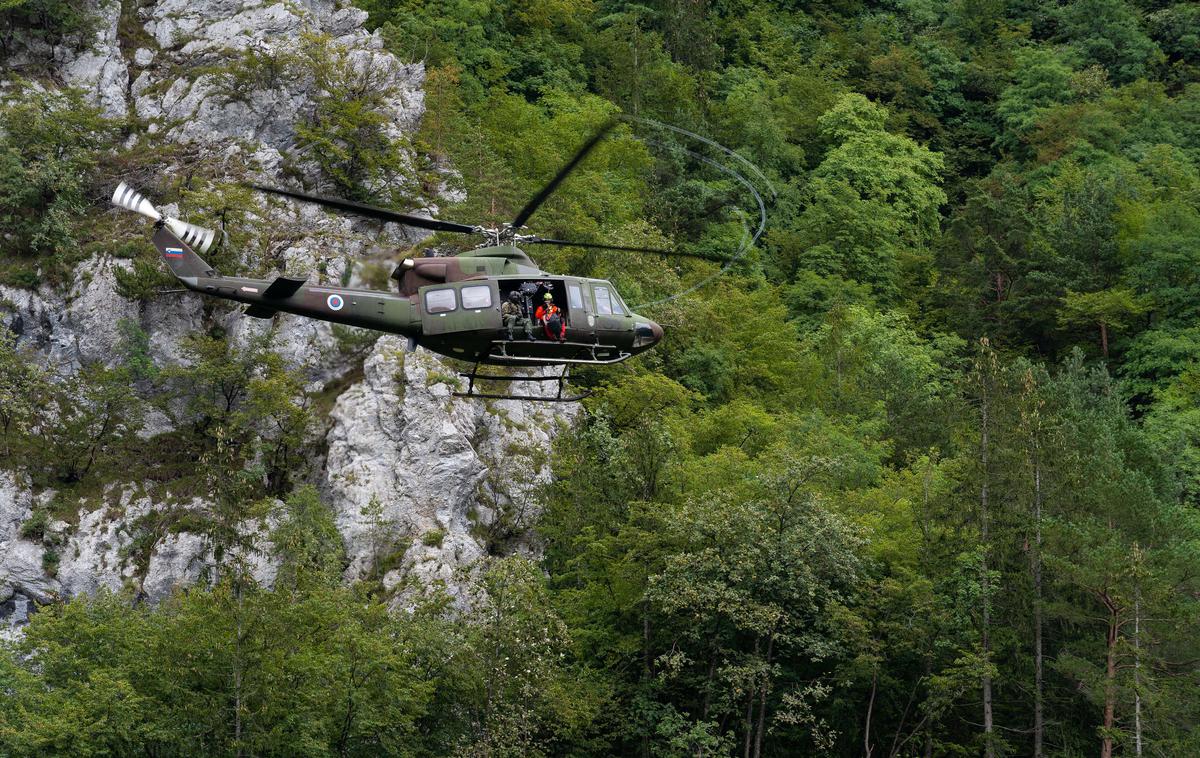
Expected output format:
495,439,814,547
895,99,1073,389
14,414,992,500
453,363,592,402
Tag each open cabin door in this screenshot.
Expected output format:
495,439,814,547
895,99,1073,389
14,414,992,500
419,282,502,335
565,279,594,343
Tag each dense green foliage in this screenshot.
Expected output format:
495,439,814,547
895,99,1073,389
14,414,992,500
4,0,1200,754
0,489,592,756
0,86,121,285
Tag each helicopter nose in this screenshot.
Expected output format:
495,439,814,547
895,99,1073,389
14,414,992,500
633,319,663,350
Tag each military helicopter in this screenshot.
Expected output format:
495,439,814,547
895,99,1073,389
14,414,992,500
113,122,710,401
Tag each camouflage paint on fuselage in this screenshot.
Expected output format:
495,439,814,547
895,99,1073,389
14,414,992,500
150,228,662,367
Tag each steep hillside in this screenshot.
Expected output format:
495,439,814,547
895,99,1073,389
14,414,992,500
5,0,1200,753
0,0,572,629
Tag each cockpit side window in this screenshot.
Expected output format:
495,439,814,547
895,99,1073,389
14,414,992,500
610,289,628,316
593,285,614,316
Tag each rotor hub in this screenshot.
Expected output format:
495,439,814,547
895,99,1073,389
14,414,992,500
474,223,531,248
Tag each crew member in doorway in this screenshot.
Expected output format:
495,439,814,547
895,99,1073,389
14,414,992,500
502,290,534,340
536,292,567,342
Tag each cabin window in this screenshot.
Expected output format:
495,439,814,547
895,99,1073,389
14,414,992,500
461,285,492,310
567,283,584,310
424,288,457,313
593,285,614,316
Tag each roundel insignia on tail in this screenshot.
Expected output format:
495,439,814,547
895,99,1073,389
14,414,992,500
327,294,345,311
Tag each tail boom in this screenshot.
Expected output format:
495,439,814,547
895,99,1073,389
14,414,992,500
152,227,420,338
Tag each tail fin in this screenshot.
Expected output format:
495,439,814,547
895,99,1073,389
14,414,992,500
153,225,218,280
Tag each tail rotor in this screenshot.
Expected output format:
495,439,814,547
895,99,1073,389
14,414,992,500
112,182,217,255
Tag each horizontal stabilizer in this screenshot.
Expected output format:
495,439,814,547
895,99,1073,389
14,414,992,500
244,304,278,319
262,275,307,299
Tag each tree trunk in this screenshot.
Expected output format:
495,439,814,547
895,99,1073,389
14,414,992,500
233,579,244,758
744,637,759,758
1032,436,1044,758
1100,321,1109,359
1134,588,1142,758
753,634,774,758
1101,596,1118,758
632,30,641,116
701,641,718,722
979,370,995,758
337,656,359,757
743,693,755,758
643,605,652,758
923,659,933,758
81,407,114,480
696,634,721,758
919,463,934,758
865,671,877,758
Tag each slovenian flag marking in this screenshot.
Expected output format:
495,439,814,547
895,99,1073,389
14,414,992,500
164,247,184,259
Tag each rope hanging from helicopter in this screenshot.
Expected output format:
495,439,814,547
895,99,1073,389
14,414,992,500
615,115,775,310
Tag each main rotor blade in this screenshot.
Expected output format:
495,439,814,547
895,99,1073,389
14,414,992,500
524,237,730,262
249,184,479,235
510,120,619,230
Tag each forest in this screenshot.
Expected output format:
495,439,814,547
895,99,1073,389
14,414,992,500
2,0,1200,754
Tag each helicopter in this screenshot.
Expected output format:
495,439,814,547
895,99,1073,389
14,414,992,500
112,122,716,402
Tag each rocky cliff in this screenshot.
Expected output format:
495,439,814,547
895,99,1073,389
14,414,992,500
0,0,575,630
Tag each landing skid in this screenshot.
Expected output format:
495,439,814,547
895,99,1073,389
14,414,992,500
453,363,592,402
488,339,631,365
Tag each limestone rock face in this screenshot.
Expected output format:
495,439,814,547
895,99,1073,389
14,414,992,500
133,0,423,180
61,0,131,118
0,475,282,615
64,257,143,365
0,256,152,370
0,473,56,631
0,285,62,365
54,502,136,599
0,0,132,118
323,339,576,603
0,0,576,629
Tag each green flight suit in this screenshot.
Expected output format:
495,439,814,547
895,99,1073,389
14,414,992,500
501,299,534,340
